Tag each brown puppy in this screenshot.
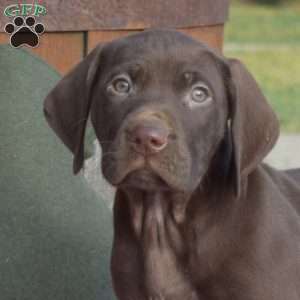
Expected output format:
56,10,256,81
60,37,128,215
44,29,300,300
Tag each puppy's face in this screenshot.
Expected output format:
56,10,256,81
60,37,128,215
90,31,229,193
45,30,279,197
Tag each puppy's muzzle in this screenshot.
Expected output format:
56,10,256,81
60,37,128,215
126,120,170,155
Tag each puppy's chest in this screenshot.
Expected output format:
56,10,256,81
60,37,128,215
126,196,239,300
129,195,198,298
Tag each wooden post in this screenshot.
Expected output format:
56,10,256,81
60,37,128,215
0,0,229,74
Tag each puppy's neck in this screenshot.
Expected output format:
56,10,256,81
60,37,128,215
122,188,191,239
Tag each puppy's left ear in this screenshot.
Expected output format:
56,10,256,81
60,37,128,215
226,59,280,197
44,44,104,174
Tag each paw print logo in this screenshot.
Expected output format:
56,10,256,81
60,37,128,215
4,16,45,48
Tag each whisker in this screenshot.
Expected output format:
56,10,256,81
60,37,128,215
64,118,88,136
71,118,88,129
97,139,114,143
101,150,122,157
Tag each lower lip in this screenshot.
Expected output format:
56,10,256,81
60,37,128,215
120,169,169,190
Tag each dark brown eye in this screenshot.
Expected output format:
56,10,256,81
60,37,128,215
111,77,131,95
191,85,210,103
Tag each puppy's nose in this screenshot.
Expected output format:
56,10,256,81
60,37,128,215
129,125,169,154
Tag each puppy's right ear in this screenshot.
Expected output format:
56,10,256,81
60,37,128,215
44,44,104,174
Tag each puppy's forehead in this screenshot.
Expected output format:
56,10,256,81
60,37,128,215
102,29,215,68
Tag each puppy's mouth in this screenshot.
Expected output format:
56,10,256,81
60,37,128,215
102,131,191,192
120,168,170,191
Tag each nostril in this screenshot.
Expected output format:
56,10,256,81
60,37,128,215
127,124,170,154
134,136,143,145
149,136,166,149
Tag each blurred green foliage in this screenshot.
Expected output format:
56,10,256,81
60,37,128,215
225,1,300,44
225,1,300,132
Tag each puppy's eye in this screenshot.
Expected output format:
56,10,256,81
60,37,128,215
108,76,132,95
191,85,211,104
113,79,130,93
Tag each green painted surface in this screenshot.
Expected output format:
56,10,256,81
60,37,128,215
0,45,115,300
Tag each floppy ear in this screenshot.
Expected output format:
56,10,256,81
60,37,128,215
43,44,104,174
227,59,280,197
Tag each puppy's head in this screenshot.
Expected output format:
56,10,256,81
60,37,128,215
44,29,279,196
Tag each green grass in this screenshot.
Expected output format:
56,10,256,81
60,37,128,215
224,1,300,132
225,1,300,44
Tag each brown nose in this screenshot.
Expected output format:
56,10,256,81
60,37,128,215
128,124,169,155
